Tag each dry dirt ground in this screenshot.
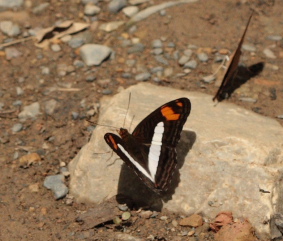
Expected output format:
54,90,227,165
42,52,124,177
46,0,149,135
0,0,282,240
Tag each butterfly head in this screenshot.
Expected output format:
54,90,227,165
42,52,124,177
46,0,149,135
117,128,130,138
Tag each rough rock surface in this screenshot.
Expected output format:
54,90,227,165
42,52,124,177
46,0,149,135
69,83,283,239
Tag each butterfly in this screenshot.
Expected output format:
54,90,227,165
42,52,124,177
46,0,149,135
104,98,191,194
213,12,253,102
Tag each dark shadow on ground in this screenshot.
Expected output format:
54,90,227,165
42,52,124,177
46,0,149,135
116,130,196,211
216,62,264,102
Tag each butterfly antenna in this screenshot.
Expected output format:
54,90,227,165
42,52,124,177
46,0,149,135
129,115,135,132
123,92,131,128
86,119,117,129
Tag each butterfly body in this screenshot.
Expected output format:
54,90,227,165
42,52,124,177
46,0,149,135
104,98,191,194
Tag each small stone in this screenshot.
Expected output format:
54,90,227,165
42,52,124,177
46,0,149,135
197,52,209,62
118,204,129,211
184,49,193,57
32,2,50,14
139,210,153,219
18,102,41,120
80,44,112,66
19,153,41,168
178,55,190,65
43,174,68,200
68,37,84,48
167,42,175,48
179,214,203,227
5,47,22,60
41,67,50,75
263,48,276,59
122,6,139,17
72,112,79,120
127,43,145,54
266,35,282,41
86,75,96,82
151,66,164,74
276,115,283,119
172,219,178,227
218,49,229,55
129,0,149,4
202,74,216,83
44,99,57,115
188,230,195,236
108,0,127,13
239,97,257,103
122,72,132,78
0,0,23,8
152,39,163,48
51,44,61,52
0,21,21,37
155,55,168,65
102,89,112,95
184,60,197,69
12,123,23,133
13,100,22,106
164,67,173,77
84,4,101,16
113,216,122,225
73,60,85,68
135,72,151,81
16,86,24,96
122,212,131,220
152,48,163,55
160,216,168,221
242,44,256,52
159,9,166,16
126,59,136,67
29,183,39,193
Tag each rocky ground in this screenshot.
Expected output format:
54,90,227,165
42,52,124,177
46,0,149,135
0,0,282,240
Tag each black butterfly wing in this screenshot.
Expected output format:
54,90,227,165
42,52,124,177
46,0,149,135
132,98,191,191
213,12,253,101
104,133,157,192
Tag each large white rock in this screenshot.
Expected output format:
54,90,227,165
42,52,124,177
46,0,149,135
69,83,283,239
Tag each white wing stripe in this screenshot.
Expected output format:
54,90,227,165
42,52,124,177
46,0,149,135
148,122,164,181
118,144,154,182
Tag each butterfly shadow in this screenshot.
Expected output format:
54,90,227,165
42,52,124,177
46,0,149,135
215,62,264,102
116,130,196,211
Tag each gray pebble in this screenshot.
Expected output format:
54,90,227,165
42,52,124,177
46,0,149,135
121,39,132,47
122,72,132,78
108,0,127,13
18,102,41,120
44,99,57,115
239,97,257,103
214,54,226,63
128,25,137,33
127,43,145,53
184,49,193,58
43,174,68,200
242,44,256,52
80,44,112,66
72,112,79,120
150,66,164,73
118,204,129,211
86,75,96,82
152,39,163,48
178,55,190,65
266,35,282,41
73,60,85,68
202,74,216,83
0,0,23,8
102,89,112,95
0,102,4,110
153,77,161,82
159,9,166,16
0,21,21,37
167,42,175,48
13,100,22,106
152,48,163,55
13,151,19,160
277,115,283,119
32,3,50,14
184,60,197,69
135,72,151,81
12,123,23,133
173,50,179,60
263,48,276,59
68,37,85,48
51,44,61,52
81,0,99,4
84,4,101,16
197,52,209,62
155,55,168,65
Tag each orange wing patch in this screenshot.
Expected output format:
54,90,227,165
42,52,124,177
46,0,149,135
108,135,118,150
176,101,183,107
161,106,180,120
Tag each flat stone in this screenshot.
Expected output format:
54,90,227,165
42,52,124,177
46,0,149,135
18,102,41,121
202,74,216,83
263,48,276,59
12,123,23,133
122,6,139,17
99,21,125,32
184,59,197,69
5,47,22,60
44,174,68,200
242,44,256,52
44,99,57,115
178,55,190,65
127,43,145,54
155,55,169,65
32,2,50,14
69,82,283,240
197,52,208,62
179,214,203,227
152,39,163,48
84,4,101,16
80,44,112,66
266,35,282,41
135,72,151,81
